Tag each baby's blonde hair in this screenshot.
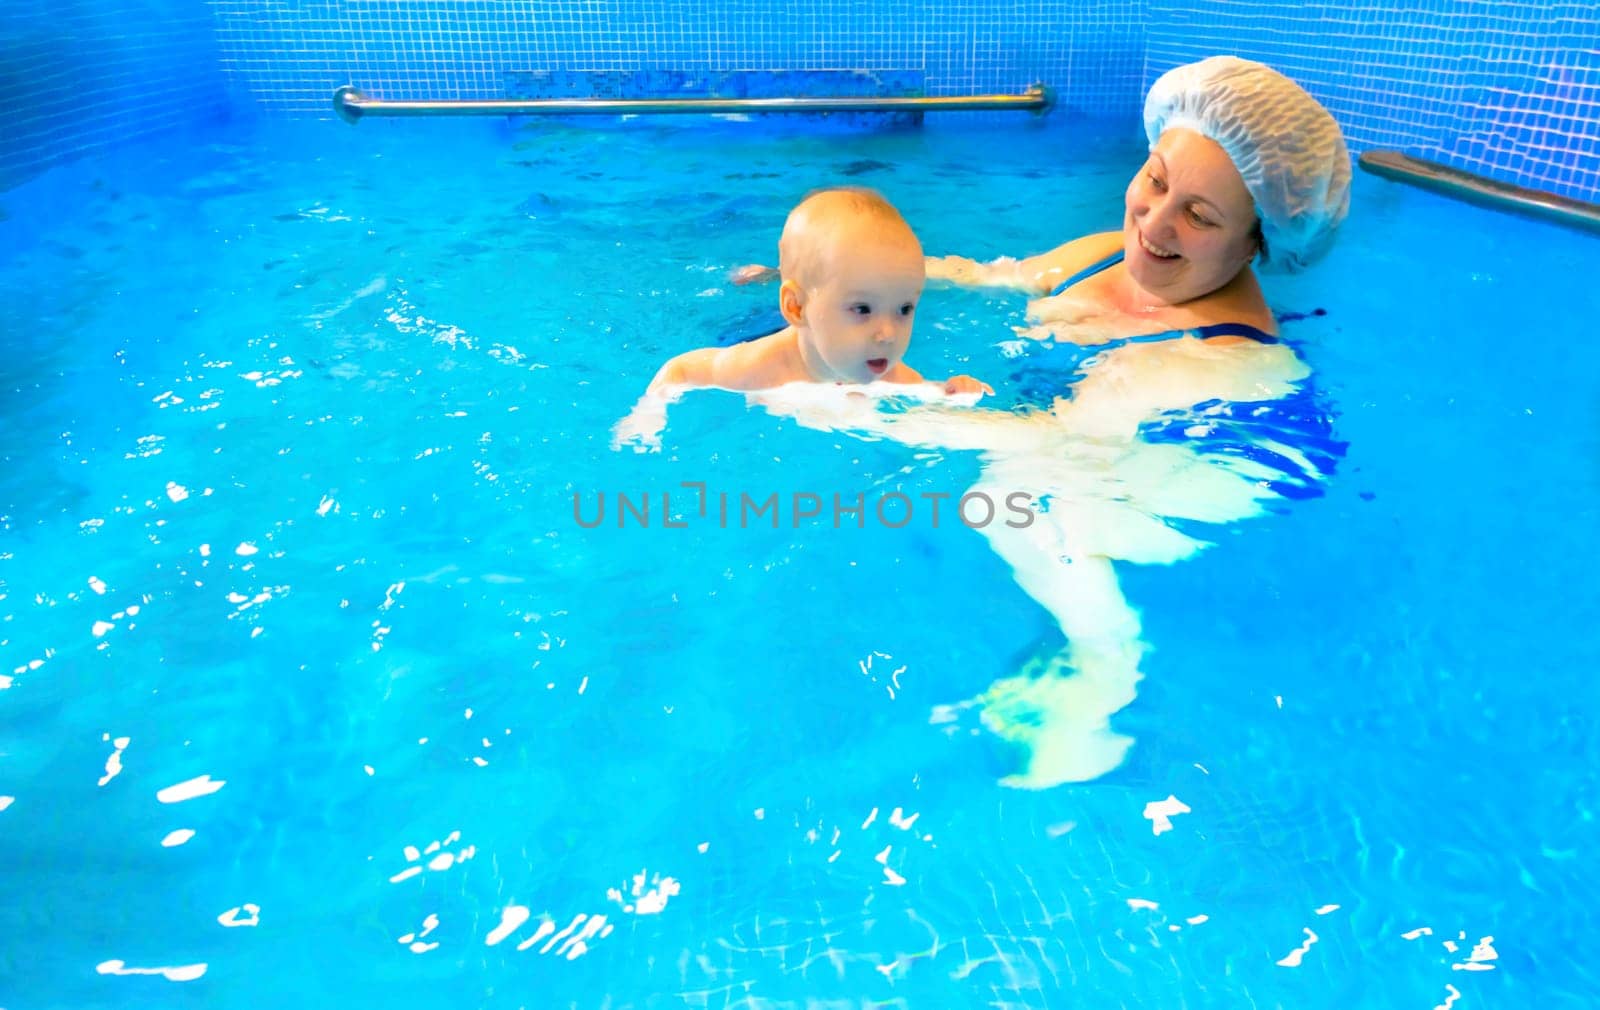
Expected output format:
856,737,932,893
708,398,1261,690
778,187,920,287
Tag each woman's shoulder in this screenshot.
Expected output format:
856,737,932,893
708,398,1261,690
1022,231,1126,294
1176,269,1279,341
1101,265,1278,342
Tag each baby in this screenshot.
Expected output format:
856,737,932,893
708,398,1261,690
611,187,990,451
647,187,990,395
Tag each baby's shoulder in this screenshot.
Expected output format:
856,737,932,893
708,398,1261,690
713,328,801,389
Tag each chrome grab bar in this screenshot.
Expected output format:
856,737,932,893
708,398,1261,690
1359,150,1600,234
333,84,1053,123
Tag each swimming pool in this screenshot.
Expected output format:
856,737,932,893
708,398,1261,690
2,111,1597,1009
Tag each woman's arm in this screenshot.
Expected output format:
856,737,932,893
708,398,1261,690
1053,336,1310,441
926,231,1125,295
731,231,1126,296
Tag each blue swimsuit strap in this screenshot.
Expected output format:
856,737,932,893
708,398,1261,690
1048,250,1125,297
723,247,1277,347
1187,322,1279,344
1048,249,1278,344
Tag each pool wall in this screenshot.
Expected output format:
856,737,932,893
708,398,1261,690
1147,1,1600,203
2,0,1595,201
0,0,230,189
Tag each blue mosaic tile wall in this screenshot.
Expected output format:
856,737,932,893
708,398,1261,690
0,0,230,189
1146,0,1600,202
206,0,1148,119
5,0,1595,204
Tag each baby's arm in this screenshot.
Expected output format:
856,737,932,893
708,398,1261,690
647,347,724,392
614,348,726,453
615,338,799,451
651,337,798,393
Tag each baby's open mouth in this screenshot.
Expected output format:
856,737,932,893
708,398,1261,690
866,358,889,375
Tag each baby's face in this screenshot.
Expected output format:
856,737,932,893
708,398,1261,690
799,232,925,383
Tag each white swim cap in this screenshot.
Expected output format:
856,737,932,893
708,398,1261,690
1143,56,1351,272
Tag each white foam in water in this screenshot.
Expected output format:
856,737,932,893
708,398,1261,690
161,829,195,847
1454,936,1498,971
486,906,530,946
97,960,207,982
398,913,440,950
98,736,130,787
1143,796,1192,835
391,833,474,883
0,796,13,812
540,915,585,955
608,870,680,915
516,920,556,952
157,774,225,803
872,844,907,885
1276,927,1319,967
558,915,608,960
218,904,260,927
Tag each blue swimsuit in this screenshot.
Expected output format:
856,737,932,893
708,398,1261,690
1023,250,1343,500
1048,249,1126,296
1046,250,1279,345
713,249,1344,499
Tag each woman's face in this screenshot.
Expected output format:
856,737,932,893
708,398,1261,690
1122,127,1261,306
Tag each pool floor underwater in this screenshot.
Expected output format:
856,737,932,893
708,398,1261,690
0,115,1597,1009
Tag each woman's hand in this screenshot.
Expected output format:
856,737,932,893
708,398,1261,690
943,374,995,397
729,264,779,285
924,255,989,285
926,255,1029,291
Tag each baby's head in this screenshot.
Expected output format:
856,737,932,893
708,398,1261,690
777,187,925,383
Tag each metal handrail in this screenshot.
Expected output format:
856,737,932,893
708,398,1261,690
332,84,1053,123
1359,150,1600,234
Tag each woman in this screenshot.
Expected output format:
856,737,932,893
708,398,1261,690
750,58,1354,788
738,57,1348,354
927,56,1349,349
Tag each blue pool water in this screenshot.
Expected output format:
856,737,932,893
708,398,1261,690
2,114,1597,1009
